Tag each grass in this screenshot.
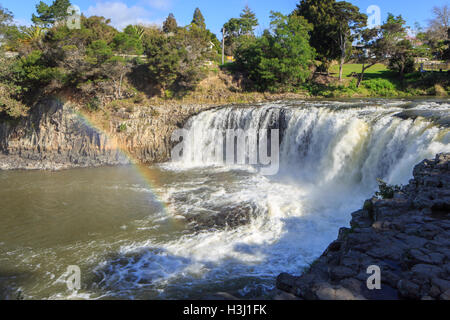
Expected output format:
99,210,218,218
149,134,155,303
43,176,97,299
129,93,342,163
329,63,395,80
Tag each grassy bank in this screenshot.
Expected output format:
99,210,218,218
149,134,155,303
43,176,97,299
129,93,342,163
305,66,449,98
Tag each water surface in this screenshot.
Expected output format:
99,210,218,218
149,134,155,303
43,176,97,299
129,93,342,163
1,99,449,299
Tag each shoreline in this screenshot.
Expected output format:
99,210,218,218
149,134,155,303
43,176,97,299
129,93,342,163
277,153,450,300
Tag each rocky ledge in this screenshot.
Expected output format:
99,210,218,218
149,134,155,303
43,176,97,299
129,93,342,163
0,98,215,170
277,153,450,300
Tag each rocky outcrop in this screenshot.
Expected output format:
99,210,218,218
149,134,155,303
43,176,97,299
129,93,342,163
277,153,450,300
0,98,215,170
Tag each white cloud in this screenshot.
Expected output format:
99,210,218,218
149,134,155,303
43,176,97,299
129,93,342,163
85,1,162,30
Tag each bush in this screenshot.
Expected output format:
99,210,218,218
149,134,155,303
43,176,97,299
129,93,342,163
0,84,29,118
86,97,100,112
363,79,397,96
375,178,401,199
118,123,127,132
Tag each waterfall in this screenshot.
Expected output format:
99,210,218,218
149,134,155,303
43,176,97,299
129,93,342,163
179,100,450,189
95,100,450,299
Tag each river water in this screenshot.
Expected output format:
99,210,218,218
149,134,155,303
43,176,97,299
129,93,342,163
0,99,449,299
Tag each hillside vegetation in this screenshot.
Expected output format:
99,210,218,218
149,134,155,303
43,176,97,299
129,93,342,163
0,0,449,121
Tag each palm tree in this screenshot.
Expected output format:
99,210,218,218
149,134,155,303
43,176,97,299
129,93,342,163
21,25,47,45
131,25,145,40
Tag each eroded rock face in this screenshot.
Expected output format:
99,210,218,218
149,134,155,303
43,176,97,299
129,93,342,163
277,153,450,300
0,98,214,170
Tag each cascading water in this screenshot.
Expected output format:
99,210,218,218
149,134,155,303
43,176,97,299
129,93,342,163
1,99,449,300
99,99,448,299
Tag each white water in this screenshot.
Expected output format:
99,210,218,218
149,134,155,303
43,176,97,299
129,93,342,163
92,99,449,299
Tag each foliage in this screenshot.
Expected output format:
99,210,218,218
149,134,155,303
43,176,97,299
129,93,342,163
363,79,397,96
0,1,446,112
11,50,63,93
332,1,367,80
354,13,409,86
143,9,217,94
415,5,449,60
32,0,72,27
0,5,13,38
223,6,258,56
388,40,417,77
163,13,178,34
144,31,180,92
112,26,144,55
375,178,402,199
0,5,24,51
86,96,100,112
235,12,315,92
0,83,29,118
192,8,206,30
295,0,339,72
118,123,127,132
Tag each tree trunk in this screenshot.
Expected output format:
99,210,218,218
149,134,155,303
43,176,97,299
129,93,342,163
118,73,124,99
339,56,344,81
338,32,346,82
357,63,365,88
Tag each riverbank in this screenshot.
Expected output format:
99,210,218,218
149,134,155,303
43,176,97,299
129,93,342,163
277,153,450,300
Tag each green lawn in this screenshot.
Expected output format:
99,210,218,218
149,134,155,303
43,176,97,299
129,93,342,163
329,63,395,79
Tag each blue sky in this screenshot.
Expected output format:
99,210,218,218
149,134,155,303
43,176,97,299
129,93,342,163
1,0,448,36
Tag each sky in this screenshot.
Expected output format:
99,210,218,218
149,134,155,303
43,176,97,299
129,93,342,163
1,0,448,37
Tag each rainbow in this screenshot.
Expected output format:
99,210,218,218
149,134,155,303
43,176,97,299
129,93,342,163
58,96,169,214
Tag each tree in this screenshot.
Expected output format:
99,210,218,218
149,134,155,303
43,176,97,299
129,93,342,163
0,52,29,118
144,32,180,94
223,6,258,56
0,83,29,118
235,12,315,92
32,0,72,27
113,25,144,55
428,5,449,40
163,13,178,34
294,0,339,73
22,26,47,47
422,5,449,60
101,57,132,99
191,8,206,30
355,14,408,87
0,5,13,39
239,6,258,35
86,40,113,66
388,40,416,78
333,2,367,81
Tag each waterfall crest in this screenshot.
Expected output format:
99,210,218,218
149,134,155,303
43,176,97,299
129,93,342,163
180,100,450,188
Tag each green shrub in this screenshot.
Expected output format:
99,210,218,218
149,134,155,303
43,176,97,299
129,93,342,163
375,178,401,199
86,97,100,112
118,123,127,132
363,79,397,96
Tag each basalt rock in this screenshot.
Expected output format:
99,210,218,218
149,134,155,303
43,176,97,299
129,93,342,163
277,153,450,300
0,98,215,170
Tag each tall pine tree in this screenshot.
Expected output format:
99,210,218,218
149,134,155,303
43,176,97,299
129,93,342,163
191,8,206,30
163,13,178,33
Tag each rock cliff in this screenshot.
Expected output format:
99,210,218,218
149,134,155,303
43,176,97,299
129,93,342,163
0,98,215,170
277,153,450,300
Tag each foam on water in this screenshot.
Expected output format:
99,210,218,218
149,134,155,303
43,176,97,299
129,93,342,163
90,100,449,299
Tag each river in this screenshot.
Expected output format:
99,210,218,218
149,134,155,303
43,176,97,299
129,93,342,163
0,99,449,299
